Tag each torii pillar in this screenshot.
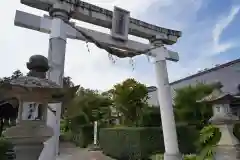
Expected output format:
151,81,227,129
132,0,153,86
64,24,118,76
148,35,182,160
40,3,71,160
45,3,70,158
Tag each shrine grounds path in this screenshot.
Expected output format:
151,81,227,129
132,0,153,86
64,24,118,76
57,142,115,160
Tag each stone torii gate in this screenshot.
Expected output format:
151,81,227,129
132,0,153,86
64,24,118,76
15,0,182,160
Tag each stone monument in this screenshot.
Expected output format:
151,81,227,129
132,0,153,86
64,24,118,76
198,82,240,160
0,55,79,160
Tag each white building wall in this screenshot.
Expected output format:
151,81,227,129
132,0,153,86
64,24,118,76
148,61,240,107
148,90,159,107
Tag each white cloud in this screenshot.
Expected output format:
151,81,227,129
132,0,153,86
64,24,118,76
212,6,240,53
166,4,240,82
0,0,158,91
0,0,239,91
143,0,203,30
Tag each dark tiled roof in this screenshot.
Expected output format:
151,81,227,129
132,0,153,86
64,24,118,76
170,58,240,85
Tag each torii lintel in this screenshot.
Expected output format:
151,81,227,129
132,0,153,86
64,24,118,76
15,10,150,53
20,0,181,45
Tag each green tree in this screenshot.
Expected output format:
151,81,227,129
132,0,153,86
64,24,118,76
61,76,75,117
173,83,223,159
174,83,214,127
65,87,112,130
0,69,23,84
11,70,23,79
110,78,149,127
63,76,74,88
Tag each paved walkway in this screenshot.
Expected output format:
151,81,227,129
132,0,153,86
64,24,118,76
57,142,115,160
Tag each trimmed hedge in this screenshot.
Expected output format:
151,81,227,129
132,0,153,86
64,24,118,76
60,125,94,148
233,123,240,140
71,125,94,148
0,138,15,160
177,126,200,154
99,126,199,160
141,108,161,127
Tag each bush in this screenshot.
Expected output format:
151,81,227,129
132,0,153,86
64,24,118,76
60,131,73,142
71,125,94,148
99,126,199,160
100,127,161,160
140,108,161,127
177,126,200,154
233,123,240,140
0,138,14,160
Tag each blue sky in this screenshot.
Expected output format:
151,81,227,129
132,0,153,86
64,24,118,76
0,0,239,91
134,0,240,83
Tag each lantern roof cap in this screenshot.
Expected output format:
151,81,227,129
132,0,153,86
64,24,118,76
0,55,79,103
197,85,240,104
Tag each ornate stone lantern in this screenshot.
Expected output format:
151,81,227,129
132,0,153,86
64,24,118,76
0,55,78,160
197,82,240,160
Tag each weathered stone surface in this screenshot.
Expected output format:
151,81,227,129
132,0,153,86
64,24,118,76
4,121,53,144
164,153,183,160
14,143,44,160
10,76,60,88
214,145,240,160
4,121,53,160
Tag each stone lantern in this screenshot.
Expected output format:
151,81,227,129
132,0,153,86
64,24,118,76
0,55,79,160
197,82,240,160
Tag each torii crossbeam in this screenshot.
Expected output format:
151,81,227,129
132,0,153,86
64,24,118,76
21,0,181,45
15,1,182,160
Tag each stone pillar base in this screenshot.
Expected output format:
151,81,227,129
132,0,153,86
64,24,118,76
214,145,240,160
164,153,183,160
15,143,44,160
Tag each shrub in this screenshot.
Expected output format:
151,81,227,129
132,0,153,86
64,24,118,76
100,127,161,160
60,131,73,142
0,138,14,160
140,108,161,127
99,126,199,160
71,125,94,148
233,123,240,140
177,126,200,154
195,124,240,159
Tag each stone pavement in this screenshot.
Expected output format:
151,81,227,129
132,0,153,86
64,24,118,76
57,142,115,160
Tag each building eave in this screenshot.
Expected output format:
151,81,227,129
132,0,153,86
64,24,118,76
170,58,240,85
